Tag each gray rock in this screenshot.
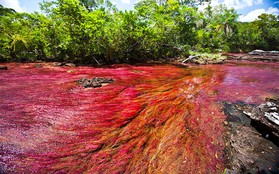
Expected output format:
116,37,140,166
249,97,279,143
264,112,279,125
223,99,279,173
249,49,265,55
77,77,114,88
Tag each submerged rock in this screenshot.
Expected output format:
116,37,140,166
0,65,8,70
77,77,114,88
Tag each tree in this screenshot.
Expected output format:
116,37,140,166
253,13,279,50
195,4,238,52
79,0,100,11
157,0,210,6
0,5,16,16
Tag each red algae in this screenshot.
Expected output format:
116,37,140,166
0,62,278,173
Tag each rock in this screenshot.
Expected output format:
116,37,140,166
241,55,279,62
52,62,64,67
226,51,279,62
226,124,279,174
77,77,114,88
65,63,76,67
223,99,279,173
0,65,8,70
249,97,279,143
223,101,253,125
249,49,265,55
52,62,76,67
224,169,238,174
249,50,279,56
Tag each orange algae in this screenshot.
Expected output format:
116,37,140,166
1,62,278,173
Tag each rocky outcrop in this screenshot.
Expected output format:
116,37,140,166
77,77,114,88
0,65,8,70
249,50,279,56
223,99,279,174
225,124,279,174
226,50,279,62
245,98,279,143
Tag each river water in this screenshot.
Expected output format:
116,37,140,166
0,62,278,173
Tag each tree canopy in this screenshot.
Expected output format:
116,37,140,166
0,0,278,64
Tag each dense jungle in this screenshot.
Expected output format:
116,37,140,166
0,0,278,64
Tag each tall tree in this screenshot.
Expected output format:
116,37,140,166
254,13,279,50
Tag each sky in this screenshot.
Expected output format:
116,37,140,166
0,0,278,22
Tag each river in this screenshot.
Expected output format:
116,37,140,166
0,62,278,173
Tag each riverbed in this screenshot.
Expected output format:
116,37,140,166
0,62,278,173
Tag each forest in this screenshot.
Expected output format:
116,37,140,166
0,0,278,64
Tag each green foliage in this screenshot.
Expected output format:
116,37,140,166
195,5,238,52
0,4,16,16
0,0,278,63
230,13,279,52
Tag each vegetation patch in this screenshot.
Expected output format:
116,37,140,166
181,51,227,64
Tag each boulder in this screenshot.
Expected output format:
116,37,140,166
77,77,114,88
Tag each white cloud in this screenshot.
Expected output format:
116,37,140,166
223,0,245,9
238,9,265,22
198,0,220,11
223,0,263,9
111,1,117,5
266,6,279,14
121,0,130,4
0,0,23,12
199,0,264,11
238,7,279,22
255,0,263,5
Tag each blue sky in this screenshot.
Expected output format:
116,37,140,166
0,0,278,22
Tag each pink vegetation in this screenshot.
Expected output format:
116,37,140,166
0,62,278,173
